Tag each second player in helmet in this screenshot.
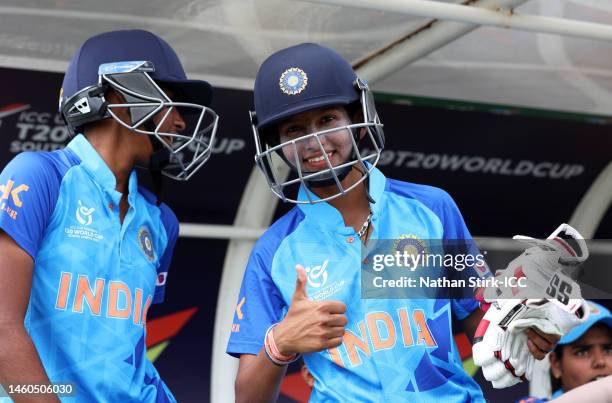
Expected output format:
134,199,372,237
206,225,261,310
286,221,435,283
0,29,218,403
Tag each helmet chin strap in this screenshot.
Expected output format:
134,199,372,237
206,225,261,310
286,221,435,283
304,165,375,203
304,165,351,188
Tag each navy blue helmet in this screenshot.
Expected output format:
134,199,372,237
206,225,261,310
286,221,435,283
250,43,384,204
60,29,218,181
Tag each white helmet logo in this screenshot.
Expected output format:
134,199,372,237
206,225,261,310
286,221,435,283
74,97,91,114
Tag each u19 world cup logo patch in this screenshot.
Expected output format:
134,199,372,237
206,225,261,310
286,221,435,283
138,226,155,262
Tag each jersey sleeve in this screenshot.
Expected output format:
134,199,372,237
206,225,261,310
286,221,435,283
226,242,287,357
0,152,61,260
153,203,179,304
435,188,473,241
435,189,484,320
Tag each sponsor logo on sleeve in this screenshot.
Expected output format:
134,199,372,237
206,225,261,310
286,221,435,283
0,179,29,220
232,297,246,333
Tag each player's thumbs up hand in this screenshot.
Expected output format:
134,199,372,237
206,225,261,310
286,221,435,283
274,264,348,356
291,264,309,302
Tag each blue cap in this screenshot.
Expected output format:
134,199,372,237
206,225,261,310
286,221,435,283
559,301,612,345
60,29,212,109
253,43,359,129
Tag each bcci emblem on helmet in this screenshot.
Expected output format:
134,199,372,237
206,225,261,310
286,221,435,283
138,227,156,262
279,68,308,95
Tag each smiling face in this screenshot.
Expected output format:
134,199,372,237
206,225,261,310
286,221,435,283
550,323,612,392
277,105,355,173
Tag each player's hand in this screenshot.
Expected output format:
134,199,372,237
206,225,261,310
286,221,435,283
273,264,347,356
525,327,559,360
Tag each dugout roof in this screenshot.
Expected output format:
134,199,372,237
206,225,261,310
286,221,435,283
0,0,610,117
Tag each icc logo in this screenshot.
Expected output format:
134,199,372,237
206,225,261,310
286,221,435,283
76,200,95,226
304,259,329,289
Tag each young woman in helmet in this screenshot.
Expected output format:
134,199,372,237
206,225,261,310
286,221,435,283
227,43,561,402
0,30,218,402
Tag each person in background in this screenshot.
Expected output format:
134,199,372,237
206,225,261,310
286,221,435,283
517,301,612,403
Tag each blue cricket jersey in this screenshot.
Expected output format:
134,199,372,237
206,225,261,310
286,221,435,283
0,134,178,402
227,167,485,402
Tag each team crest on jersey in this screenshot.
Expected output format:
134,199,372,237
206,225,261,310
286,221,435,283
279,68,308,95
393,234,429,271
394,234,428,256
138,226,156,262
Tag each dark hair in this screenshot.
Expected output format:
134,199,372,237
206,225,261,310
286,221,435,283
345,100,361,120
549,345,564,393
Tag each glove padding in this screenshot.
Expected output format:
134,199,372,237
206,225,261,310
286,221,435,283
473,299,528,388
473,224,589,389
473,298,590,388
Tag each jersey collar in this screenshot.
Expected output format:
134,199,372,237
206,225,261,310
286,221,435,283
67,134,138,202
297,165,386,232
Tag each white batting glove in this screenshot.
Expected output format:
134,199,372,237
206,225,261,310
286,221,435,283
472,299,526,388
473,224,590,388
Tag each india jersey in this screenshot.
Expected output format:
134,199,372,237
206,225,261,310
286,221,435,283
227,167,485,402
0,134,178,402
